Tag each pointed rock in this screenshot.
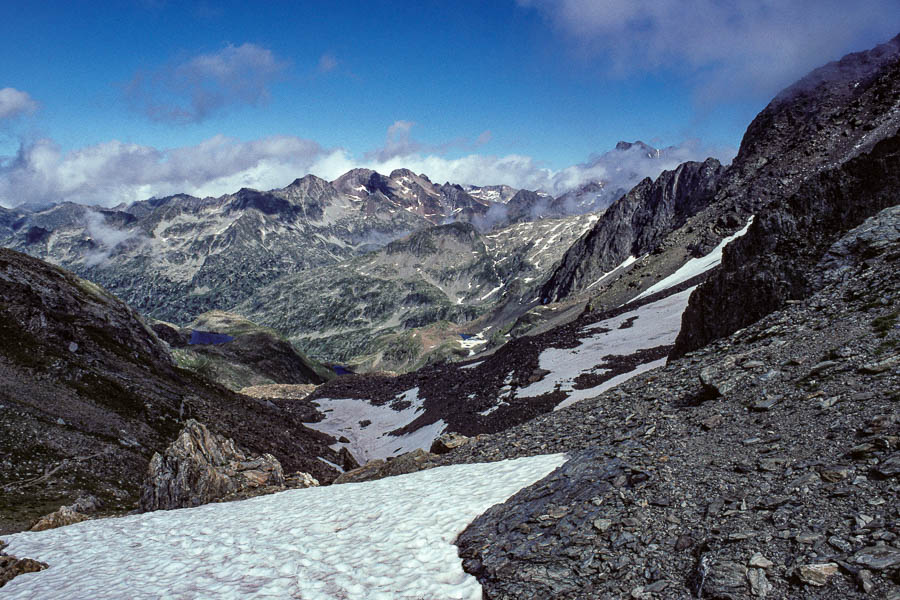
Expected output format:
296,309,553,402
140,419,285,511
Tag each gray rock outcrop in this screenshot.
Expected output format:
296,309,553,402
140,420,285,511
333,449,440,485
29,506,89,532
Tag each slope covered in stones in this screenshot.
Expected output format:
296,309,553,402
437,204,900,599
0,249,341,533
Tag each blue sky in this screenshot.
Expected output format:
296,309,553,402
1,1,898,207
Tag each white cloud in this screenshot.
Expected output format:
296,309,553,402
0,135,326,208
0,88,38,119
365,121,495,162
125,43,288,123
83,209,147,267
356,124,729,195
0,123,731,210
518,0,900,101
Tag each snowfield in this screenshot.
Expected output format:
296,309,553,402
304,387,447,464
3,454,567,600
516,287,696,407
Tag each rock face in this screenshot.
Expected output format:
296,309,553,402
140,420,286,511
541,158,724,303
673,132,900,357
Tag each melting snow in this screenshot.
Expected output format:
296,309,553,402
585,255,638,290
634,216,754,301
2,454,567,600
304,388,446,464
479,284,503,301
554,358,666,411
517,287,695,406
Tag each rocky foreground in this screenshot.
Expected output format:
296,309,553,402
421,206,898,598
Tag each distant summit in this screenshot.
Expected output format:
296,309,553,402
614,140,660,158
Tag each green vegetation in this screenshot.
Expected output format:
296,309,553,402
171,348,215,379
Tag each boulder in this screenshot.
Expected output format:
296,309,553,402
796,563,839,586
333,449,439,484
28,494,102,532
140,419,285,511
338,447,360,471
285,471,319,489
29,506,88,532
430,432,471,455
0,540,48,589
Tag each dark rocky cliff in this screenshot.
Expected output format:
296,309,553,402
672,130,900,357
671,35,900,357
541,158,724,302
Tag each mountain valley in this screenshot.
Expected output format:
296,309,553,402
2,31,900,600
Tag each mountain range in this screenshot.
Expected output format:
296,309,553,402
2,32,900,600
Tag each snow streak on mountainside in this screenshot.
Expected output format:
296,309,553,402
3,454,566,600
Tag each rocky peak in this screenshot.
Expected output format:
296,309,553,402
541,157,724,303
615,140,659,158
389,168,418,180
723,33,900,215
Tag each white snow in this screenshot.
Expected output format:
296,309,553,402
2,454,567,600
317,456,345,473
516,287,695,406
459,360,484,370
304,388,446,464
554,358,666,411
585,255,638,291
634,216,754,301
479,284,503,301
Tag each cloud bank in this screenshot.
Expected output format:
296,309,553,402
0,135,328,207
125,43,288,123
0,125,731,209
0,88,38,119
518,0,899,101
